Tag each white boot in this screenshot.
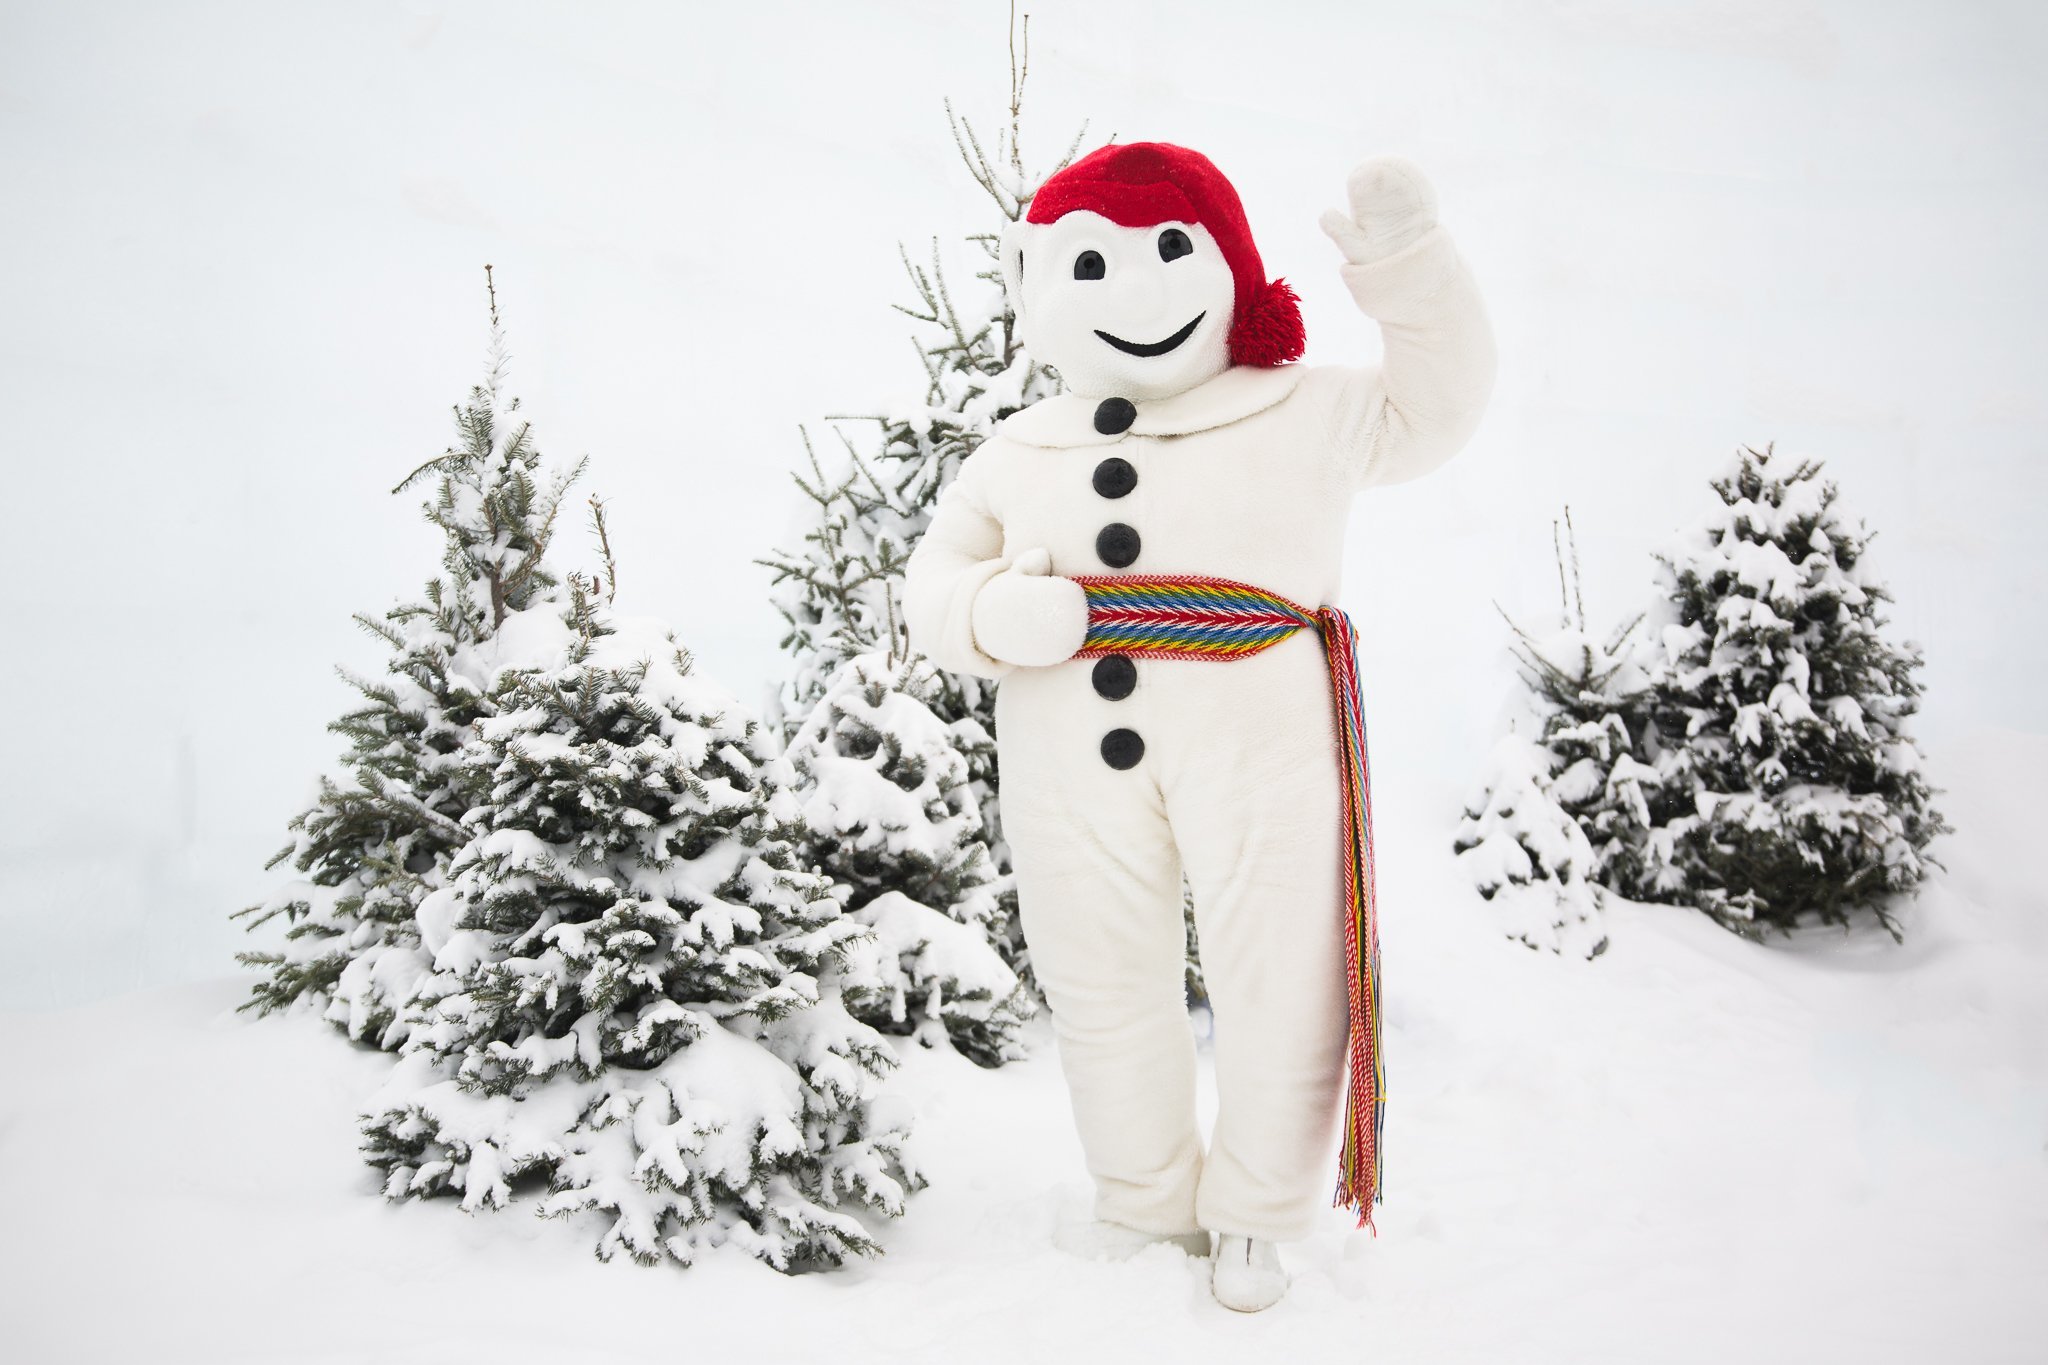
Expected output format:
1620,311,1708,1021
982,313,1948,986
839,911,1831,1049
1210,1233,1288,1312
1052,1217,1212,1262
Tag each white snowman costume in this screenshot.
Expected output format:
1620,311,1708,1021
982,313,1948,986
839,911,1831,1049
904,143,1494,1306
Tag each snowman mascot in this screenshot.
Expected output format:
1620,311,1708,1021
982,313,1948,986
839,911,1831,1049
904,141,1495,1313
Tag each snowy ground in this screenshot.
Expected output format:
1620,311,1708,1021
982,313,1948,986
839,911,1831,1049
5,728,2041,1364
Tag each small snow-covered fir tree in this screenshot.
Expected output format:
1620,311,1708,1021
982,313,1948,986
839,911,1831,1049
1182,885,1207,1007
236,268,585,1045
759,42,1088,1006
1456,512,1641,958
1633,443,1947,940
784,646,1034,1068
764,430,917,742
760,87,1079,739
1456,736,1608,958
364,590,922,1272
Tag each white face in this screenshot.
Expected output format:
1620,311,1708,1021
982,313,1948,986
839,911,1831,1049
1004,211,1236,402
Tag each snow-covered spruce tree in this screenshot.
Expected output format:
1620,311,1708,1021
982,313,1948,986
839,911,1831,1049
763,429,918,745
1455,513,1644,959
1633,443,1947,940
1182,886,1207,1007
1456,736,1608,959
783,646,1034,1068
758,65,1088,1005
363,583,923,1272
235,269,586,1045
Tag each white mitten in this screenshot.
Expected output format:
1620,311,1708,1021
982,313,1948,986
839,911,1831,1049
1318,154,1439,266
971,547,1087,668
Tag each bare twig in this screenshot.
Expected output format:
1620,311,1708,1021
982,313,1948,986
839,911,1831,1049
1564,504,1586,628
1552,516,1570,623
588,493,618,604
1009,2,1029,177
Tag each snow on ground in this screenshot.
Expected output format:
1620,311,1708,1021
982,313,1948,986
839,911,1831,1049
4,728,2040,1364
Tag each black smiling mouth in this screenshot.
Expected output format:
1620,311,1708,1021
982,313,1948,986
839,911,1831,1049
1094,312,1206,358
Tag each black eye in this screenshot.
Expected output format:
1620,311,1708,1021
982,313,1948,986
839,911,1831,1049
1073,250,1105,281
1157,229,1193,262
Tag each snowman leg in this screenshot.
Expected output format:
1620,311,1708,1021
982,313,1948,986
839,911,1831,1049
1006,768,1205,1238
1170,718,1349,1244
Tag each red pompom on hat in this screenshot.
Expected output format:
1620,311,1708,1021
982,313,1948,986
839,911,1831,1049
1026,141,1305,368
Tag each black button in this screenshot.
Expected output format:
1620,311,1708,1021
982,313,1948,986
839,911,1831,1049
1092,654,1136,700
1092,456,1137,499
1094,397,1137,435
1096,522,1140,568
1101,728,1145,769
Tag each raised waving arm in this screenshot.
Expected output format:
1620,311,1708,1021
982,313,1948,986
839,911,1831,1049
1310,155,1497,490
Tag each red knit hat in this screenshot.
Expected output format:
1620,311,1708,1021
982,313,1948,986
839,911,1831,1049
1026,141,1305,368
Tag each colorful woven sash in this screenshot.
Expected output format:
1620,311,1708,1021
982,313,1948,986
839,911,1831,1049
1069,573,1385,1233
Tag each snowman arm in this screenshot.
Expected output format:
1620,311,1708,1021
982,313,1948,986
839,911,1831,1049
1320,225,1496,490
904,454,1018,680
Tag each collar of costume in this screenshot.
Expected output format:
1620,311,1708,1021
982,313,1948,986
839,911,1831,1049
994,362,1303,448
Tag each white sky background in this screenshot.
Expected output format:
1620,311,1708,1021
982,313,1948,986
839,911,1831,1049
2,0,2043,1009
